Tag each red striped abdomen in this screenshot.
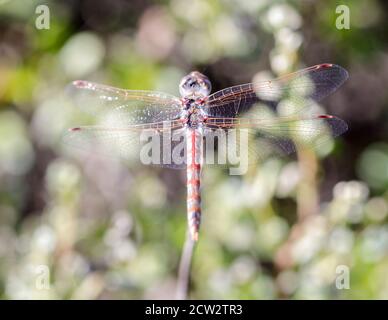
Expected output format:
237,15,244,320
186,129,202,241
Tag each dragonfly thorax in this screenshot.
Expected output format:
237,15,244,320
188,109,206,129
180,98,206,129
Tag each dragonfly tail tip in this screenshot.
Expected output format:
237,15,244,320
191,231,199,242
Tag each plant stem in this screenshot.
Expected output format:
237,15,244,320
176,232,196,300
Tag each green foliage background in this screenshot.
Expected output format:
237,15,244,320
0,0,388,299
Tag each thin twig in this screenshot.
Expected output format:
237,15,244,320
176,232,196,300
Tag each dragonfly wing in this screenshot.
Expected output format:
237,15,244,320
66,80,183,126
63,121,188,169
204,64,348,118
202,115,348,167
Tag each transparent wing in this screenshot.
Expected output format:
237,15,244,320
63,120,189,169
204,64,348,118
201,114,348,168
67,80,183,126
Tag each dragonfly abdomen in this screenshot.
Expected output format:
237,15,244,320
186,129,203,241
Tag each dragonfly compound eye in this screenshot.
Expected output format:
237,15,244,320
179,71,212,98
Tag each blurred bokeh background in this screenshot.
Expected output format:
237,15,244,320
1,0,388,299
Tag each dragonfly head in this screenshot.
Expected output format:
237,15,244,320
179,71,211,98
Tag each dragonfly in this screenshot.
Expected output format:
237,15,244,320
64,63,348,241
